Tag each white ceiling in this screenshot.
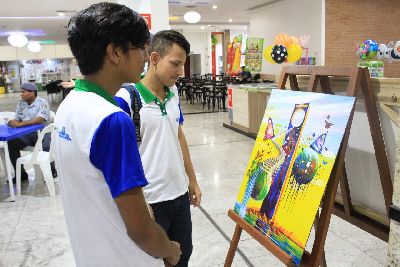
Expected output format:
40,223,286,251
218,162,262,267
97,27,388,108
0,0,280,45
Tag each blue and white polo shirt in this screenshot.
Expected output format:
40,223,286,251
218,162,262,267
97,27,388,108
54,79,163,267
115,83,188,204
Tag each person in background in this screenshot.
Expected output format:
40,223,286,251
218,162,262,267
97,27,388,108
7,82,56,182
238,65,252,83
115,30,202,267
54,3,181,266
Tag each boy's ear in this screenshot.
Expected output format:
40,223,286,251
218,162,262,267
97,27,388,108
149,52,161,66
106,43,122,65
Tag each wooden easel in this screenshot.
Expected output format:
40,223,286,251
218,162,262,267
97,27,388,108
307,66,393,242
224,66,392,266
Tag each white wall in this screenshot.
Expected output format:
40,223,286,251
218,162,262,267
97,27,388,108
118,0,169,33
0,44,73,61
181,31,211,75
249,0,323,75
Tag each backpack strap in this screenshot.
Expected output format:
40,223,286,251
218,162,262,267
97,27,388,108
122,84,142,143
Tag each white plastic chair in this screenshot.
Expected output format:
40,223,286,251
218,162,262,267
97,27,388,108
0,112,16,179
16,123,55,196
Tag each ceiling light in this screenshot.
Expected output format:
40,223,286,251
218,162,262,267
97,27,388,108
183,11,201,24
208,24,212,27
27,42,42,53
229,19,233,22
201,26,205,30
7,33,28,47
212,5,218,9
57,12,65,17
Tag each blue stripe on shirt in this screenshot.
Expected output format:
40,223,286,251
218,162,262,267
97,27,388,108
178,102,184,125
89,111,148,198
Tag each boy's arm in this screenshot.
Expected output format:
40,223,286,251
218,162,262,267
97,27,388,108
114,188,181,265
178,126,202,206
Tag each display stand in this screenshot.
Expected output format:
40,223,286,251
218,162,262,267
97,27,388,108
224,66,391,266
307,66,393,241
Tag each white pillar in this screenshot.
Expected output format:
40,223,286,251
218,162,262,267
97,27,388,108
118,0,170,33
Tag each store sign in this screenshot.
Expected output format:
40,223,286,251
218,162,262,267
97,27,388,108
228,87,233,108
140,13,152,30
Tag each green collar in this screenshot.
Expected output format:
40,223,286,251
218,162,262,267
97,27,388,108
74,79,118,107
135,82,174,104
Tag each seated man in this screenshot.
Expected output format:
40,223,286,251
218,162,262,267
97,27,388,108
238,66,252,83
7,82,56,182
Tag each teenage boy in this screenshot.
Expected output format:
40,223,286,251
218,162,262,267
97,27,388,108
115,30,202,267
54,3,181,266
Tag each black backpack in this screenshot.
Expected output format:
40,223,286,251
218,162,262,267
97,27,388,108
122,83,142,142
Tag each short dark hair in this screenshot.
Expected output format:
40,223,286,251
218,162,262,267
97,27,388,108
148,30,190,58
67,2,150,75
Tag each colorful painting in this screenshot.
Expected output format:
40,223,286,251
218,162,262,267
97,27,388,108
234,89,355,265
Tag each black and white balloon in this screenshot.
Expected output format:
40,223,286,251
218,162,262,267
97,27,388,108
271,45,288,64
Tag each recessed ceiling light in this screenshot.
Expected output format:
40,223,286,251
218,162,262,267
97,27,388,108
57,12,65,17
7,33,28,47
208,24,212,27
229,19,232,22
27,42,42,53
183,11,201,23
212,5,218,9
201,26,205,29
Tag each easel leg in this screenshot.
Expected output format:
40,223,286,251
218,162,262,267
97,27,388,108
224,224,243,267
314,211,328,267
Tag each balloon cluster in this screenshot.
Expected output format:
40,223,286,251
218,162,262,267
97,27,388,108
356,40,400,63
355,40,378,60
264,33,303,64
377,41,400,63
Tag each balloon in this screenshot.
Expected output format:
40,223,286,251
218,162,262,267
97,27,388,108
271,45,288,64
356,40,379,61
264,45,275,64
287,43,302,63
291,36,300,46
364,39,378,60
274,33,292,48
377,44,388,60
298,34,310,47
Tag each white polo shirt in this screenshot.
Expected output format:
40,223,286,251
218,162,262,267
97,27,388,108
54,79,163,267
115,83,188,204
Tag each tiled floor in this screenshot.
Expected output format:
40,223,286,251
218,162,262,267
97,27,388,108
0,92,388,266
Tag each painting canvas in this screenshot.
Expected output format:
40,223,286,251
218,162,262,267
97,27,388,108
234,89,355,265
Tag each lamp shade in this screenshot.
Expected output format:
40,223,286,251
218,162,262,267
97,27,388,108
7,33,28,47
183,11,201,23
27,42,42,53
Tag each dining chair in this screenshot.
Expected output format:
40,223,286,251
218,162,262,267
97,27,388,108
15,123,56,196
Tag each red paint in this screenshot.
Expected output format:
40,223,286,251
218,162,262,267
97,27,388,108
228,87,233,108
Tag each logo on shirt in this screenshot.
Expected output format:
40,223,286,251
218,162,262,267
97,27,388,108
59,127,72,141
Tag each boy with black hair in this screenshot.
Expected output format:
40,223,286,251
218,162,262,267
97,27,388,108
54,3,181,266
115,30,202,267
